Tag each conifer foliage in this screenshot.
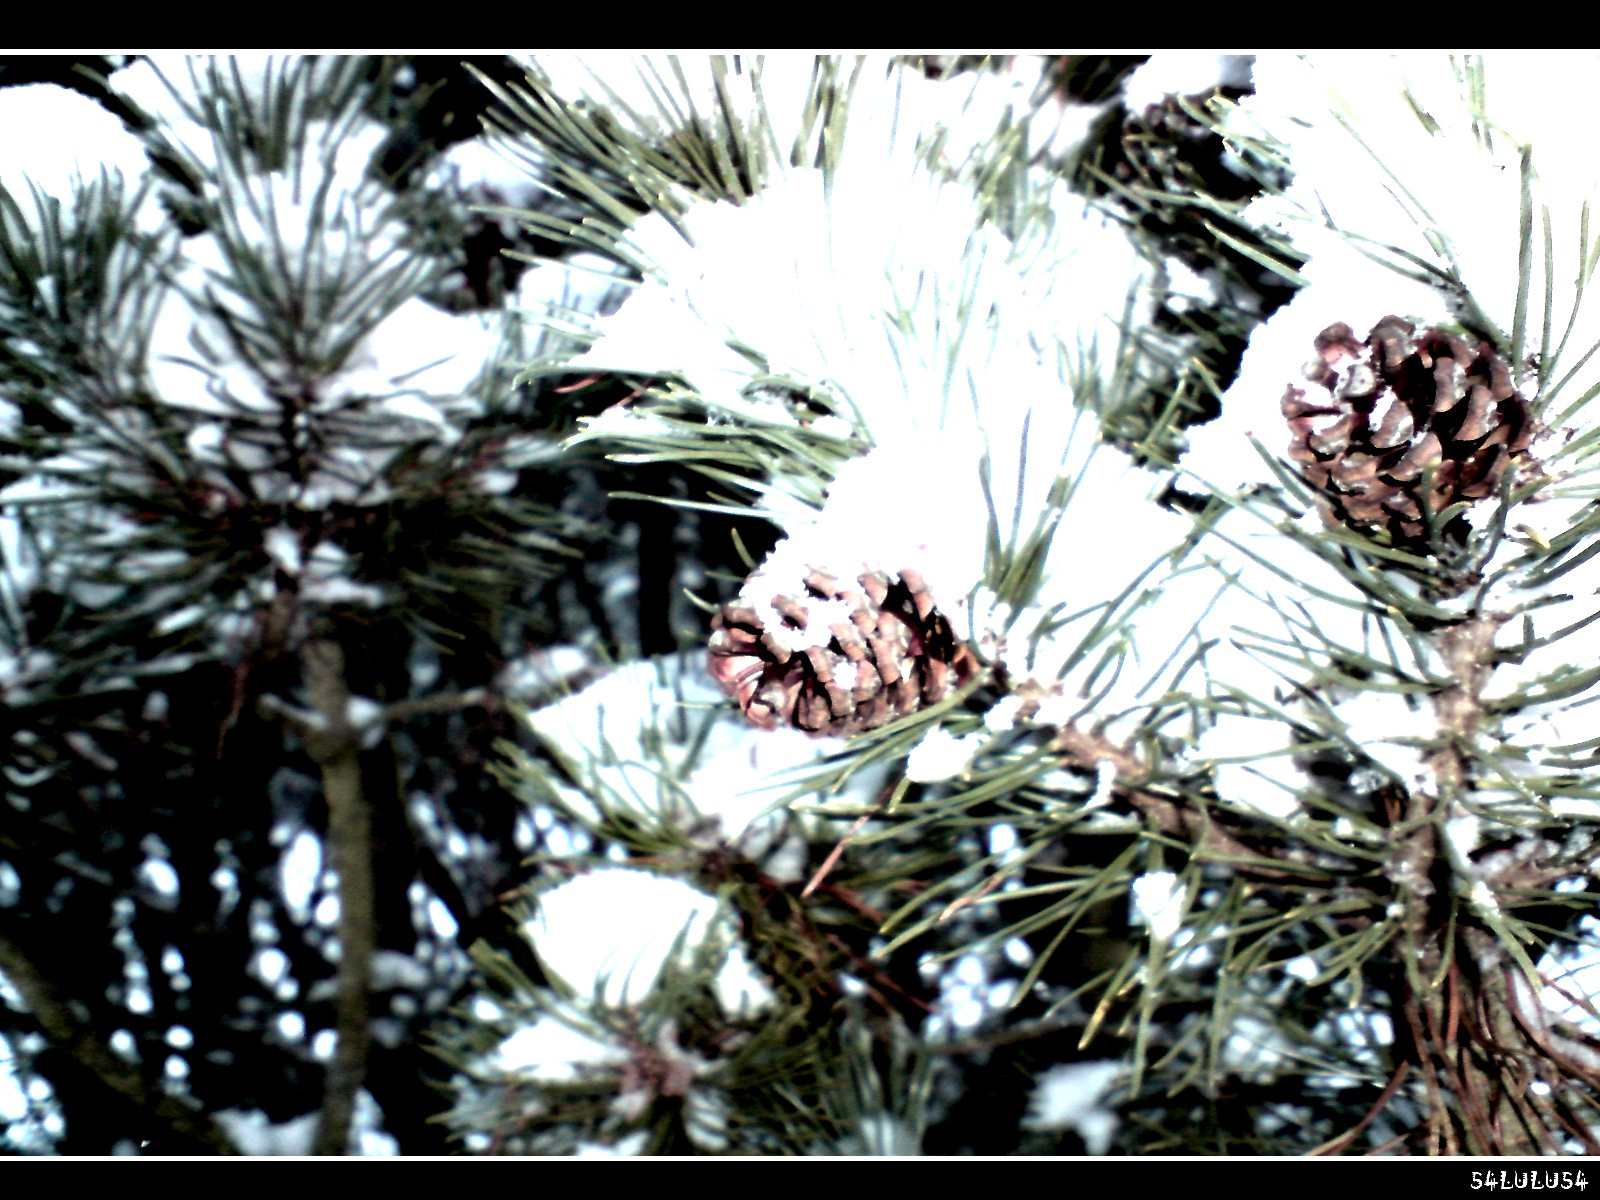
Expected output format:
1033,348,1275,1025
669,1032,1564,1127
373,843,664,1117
3,53,1600,1157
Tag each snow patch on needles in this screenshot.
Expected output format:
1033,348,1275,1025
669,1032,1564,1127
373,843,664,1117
978,450,1203,728
1121,54,1252,113
490,1007,626,1082
523,867,772,1016
525,654,853,854
572,151,1155,557
1251,55,1600,354
0,85,154,218
1188,53,1600,494
531,56,1096,185
1330,690,1435,790
116,55,499,513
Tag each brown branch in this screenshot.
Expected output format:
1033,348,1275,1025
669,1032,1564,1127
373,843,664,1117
1387,611,1553,1155
300,633,377,1157
0,926,238,1155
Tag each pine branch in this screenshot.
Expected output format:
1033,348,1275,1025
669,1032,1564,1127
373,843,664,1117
0,925,239,1155
297,632,378,1157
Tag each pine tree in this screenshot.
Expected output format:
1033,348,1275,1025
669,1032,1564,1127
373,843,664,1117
0,54,605,1155
3,52,1600,1159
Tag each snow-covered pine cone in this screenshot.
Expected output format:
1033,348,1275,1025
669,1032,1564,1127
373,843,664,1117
708,567,980,736
1283,316,1536,547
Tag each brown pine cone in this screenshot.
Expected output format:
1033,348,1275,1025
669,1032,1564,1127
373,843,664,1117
708,567,980,736
1283,316,1536,546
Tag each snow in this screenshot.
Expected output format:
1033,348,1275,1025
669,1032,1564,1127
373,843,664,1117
1021,1060,1122,1153
115,56,506,516
1284,955,1320,983
983,694,1026,732
111,55,285,136
1329,690,1436,790
737,440,990,637
932,956,986,1032
1313,1008,1394,1088
0,84,155,220
514,251,627,345
1444,812,1486,862
987,823,1019,858
490,1010,625,1082
1183,259,1447,494
152,604,209,638
280,830,321,921
1130,870,1187,942
1088,759,1118,810
1188,53,1600,497
710,943,776,1019
1121,53,1252,113
254,947,290,988
522,867,773,1015
136,858,180,909
426,896,459,940
0,1042,26,1124
965,449,1212,732
369,950,431,992
501,646,593,700
575,1130,651,1156
430,135,544,209
326,298,501,409
7,50,1600,1157
300,542,388,609
214,1107,319,1156
904,725,984,784
344,696,384,730
826,1113,923,1156
1196,710,1305,825
553,60,1255,751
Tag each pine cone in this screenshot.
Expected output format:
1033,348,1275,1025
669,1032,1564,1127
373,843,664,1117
1283,316,1535,545
708,567,980,736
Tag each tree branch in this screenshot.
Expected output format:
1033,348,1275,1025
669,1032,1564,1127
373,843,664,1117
300,632,378,1157
0,926,238,1155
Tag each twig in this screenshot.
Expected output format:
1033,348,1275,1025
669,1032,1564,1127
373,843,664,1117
1309,1061,1411,1156
1050,723,1300,877
801,813,872,900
